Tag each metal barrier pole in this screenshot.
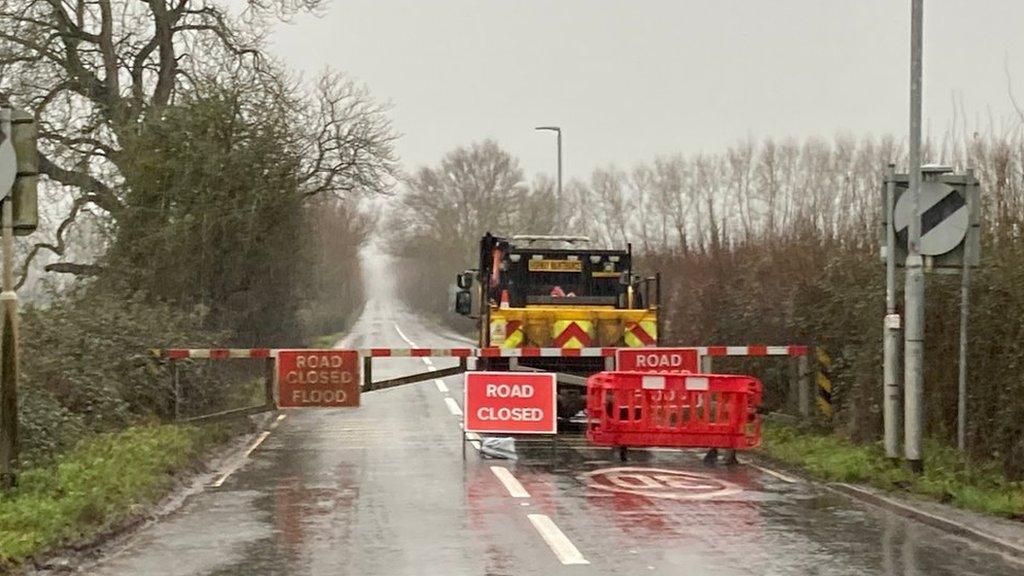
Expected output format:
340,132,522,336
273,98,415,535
700,355,713,373
264,356,276,410
363,356,373,392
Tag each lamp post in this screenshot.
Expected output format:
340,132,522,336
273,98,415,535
904,0,925,474
535,126,562,226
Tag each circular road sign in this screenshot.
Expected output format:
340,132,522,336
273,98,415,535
894,180,968,256
581,467,742,501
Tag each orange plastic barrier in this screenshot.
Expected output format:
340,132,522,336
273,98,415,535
586,371,763,450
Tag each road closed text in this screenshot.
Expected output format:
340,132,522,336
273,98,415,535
464,372,556,434
616,347,699,373
277,350,360,408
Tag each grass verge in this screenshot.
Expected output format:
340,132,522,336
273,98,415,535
0,423,236,570
758,422,1024,520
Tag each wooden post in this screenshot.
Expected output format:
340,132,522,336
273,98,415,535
173,361,181,421
788,356,799,415
798,354,811,418
264,356,276,410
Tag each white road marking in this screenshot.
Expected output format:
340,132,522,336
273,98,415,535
427,365,437,371
269,414,287,430
422,357,434,367
212,431,272,487
490,466,530,498
527,514,590,565
581,467,743,500
434,379,449,393
742,460,799,483
393,323,417,347
445,396,463,416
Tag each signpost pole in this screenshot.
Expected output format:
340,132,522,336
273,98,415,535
904,0,925,474
0,108,17,488
957,169,975,451
884,165,901,459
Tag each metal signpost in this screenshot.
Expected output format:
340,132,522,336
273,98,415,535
0,110,16,488
881,167,981,459
883,165,901,459
958,170,977,451
904,0,925,474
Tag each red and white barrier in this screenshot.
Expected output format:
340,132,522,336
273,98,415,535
153,345,809,360
699,345,808,357
157,348,272,360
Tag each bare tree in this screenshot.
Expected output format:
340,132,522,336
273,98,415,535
0,0,396,285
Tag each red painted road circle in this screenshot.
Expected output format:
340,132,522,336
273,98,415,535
581,467,742,501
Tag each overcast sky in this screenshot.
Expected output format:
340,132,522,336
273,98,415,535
260,1,1024,181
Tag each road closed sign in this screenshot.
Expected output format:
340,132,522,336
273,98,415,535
464,372,556,434
277,349,360,408
616,347,699,373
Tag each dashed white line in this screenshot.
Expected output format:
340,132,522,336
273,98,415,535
490,466,530,498
444,396,463,417
212,431,271,487
422,357,434,367
527,514,590,565
393,323,417,347
434,379,449,393
464,431,482,451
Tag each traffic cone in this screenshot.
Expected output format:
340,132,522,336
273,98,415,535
500,290,510,309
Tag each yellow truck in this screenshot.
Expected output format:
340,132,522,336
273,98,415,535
454,233,660,417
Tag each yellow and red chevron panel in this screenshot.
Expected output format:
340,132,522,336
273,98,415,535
552,319,594,349
624,319,657,347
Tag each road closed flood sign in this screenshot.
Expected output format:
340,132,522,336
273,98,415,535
277,350,360,408
464,372,556,434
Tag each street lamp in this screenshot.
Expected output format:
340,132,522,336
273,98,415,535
535,126,562,226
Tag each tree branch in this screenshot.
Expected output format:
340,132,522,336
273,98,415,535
38,152,124,214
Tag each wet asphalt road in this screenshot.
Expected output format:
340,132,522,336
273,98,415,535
86,259,1024,575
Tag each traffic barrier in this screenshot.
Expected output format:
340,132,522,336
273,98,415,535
151,345,809,360
586,371,763,450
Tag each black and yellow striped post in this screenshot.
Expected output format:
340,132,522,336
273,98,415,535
815,347,834,417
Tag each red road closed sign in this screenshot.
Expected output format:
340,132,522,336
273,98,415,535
464,372,556,434
277,349,360,408
616,347,700,373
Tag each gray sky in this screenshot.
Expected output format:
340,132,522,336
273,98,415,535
261,0,1024,181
